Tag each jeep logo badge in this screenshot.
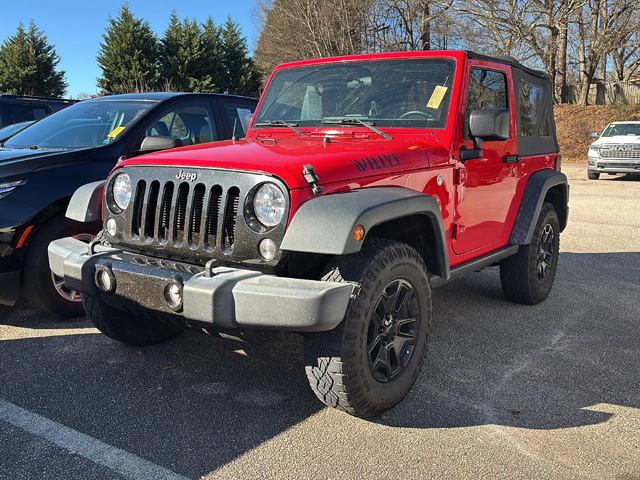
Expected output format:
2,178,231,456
176,170,197,181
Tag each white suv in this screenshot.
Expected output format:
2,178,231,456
587,121,640,179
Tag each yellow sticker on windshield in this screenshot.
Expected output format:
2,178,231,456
107,126,125,138
427,86,448,109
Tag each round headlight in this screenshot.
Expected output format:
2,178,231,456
253,183,286,227
112,173,132,211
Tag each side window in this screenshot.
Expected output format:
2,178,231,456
9,103,51,123
519,81,546,138
464,68,508,139
146,102,218,145
224,102,256,137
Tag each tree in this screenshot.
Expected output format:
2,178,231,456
202,16,225,92
96,3,159,94
221,17,261,96
0,21,67,97
159,12,212,92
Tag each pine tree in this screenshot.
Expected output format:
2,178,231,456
96,3,159,94
202,16,225,93
159,12,212,92
0,21,67,97
221,17,262,96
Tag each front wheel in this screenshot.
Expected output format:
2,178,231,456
304,239,432,418
500,202,560,304
587,170,600,180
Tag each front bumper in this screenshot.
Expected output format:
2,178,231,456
588,158,640,174
48,237,352,332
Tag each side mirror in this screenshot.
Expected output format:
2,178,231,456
591,132,599,138
136,135,183,155
469,108,510,141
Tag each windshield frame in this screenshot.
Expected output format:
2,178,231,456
3,98,160,150
252,56,458,134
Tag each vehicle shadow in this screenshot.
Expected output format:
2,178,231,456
0,299,91,329
0,251,638,478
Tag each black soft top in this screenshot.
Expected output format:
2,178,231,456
466,51,548,79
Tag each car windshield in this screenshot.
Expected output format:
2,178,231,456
3,99,158,149
601,124,640,137
254,58,456,130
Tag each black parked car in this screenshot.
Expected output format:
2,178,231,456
0,92,257,317
0,94,76,128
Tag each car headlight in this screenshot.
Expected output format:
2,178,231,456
589,145,600,151
0,179,28,200
253,183,286,227
112,173,132,211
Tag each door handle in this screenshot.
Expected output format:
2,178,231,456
503,155,521,163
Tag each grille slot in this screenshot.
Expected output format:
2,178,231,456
205,185,222,250
158,182,174,242
131,181,146,239
174,183,190,244
223,187,240,250
189,184,206,247
144,181,160,239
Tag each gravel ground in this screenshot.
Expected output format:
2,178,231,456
0,163,638,480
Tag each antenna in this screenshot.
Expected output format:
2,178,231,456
232,118,239,141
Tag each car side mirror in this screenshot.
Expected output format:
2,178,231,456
469,108,510,141
135,135,183,155
591,132,599,138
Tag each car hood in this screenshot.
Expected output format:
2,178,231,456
119,136,449,189
592,135,640,147
0,147,86,179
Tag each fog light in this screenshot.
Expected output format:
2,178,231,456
259,238,277,260
588,161,594,166
95,264,116,294
164,281,183,311
106,218,117,236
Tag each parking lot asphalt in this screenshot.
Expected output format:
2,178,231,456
1,163,638,480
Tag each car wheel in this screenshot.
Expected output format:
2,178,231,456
304,238,432,418
82,294,183,346
587,170,600,180
500,202,560,305
22,216,97,318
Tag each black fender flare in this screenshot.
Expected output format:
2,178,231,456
280,187,450,280
65,181,105,223
509,169,569,245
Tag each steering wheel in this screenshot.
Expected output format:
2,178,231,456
399,110,438,120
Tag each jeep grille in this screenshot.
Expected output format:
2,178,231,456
105,166,289,266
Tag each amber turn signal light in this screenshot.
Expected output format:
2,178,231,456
353,225,365,242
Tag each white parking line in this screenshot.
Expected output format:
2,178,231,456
0,399,188,480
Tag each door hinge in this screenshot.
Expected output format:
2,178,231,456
454,168,468,185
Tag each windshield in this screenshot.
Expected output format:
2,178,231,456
4,99,158,149
601,124,640,137
254,59,456,130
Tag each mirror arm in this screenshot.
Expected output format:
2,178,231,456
459,137,483,164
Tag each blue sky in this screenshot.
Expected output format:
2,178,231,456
0,0,259,98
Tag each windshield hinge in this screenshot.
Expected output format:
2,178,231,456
302,164,323,196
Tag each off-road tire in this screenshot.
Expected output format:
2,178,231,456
304,238,432,418
500,202,560,304
22,215,93,318
82,294,183,346
587,170,600,180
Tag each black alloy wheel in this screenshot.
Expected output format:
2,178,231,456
536,223,555,284
367,279,420,383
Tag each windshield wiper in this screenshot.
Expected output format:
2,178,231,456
29,145,42,150
254,120,306,136
322,118,393,140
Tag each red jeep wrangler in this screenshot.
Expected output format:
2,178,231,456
49,51,568,418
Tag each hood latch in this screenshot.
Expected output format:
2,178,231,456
302,164,323,196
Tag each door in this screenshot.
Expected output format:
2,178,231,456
452,64,518,255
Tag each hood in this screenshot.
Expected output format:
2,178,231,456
119,136,448,189
0,147,84,179
592,135,640,146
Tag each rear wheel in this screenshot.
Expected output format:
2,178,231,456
587,170,600,180
304,239,432,418
500,202,560,304
82,294,183,346
23,216,96,318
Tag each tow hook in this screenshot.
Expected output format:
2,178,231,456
302,164,323,196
